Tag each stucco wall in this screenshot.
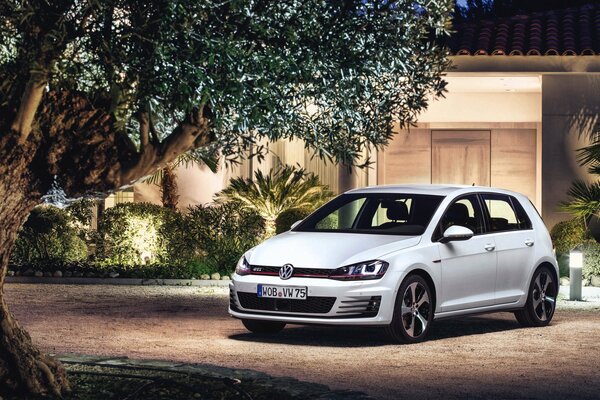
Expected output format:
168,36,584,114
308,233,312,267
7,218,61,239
418,91,541,123
541,74,600,228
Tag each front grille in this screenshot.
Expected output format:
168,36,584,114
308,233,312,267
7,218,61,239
249,265,335,278
237,292,336,314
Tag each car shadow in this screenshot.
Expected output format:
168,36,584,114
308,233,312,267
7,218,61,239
229,312,538,347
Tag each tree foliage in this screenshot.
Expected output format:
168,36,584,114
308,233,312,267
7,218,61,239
1,0,452,179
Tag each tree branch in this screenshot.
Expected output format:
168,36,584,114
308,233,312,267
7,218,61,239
120,105,213,185
11,78,46,143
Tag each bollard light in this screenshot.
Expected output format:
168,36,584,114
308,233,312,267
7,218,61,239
569,248,583,301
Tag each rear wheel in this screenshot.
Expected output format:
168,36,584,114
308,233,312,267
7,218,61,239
387,275,434,343
514,266,557,327
241,319,286,334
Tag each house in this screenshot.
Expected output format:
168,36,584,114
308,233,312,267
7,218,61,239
118,3,600,230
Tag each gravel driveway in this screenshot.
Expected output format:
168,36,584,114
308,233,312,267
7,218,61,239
6,284,600,400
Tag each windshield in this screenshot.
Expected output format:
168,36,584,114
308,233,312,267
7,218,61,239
295,193,444,235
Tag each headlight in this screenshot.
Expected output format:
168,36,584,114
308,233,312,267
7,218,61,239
235,255,251,276
329,260,389,280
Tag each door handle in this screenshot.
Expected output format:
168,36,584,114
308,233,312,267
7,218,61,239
484,243,495,251
524,239,534,247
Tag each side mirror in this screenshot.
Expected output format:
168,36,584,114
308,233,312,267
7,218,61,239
290,220,303,230
440,225,474,243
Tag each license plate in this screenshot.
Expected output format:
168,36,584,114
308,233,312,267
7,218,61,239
257,284,307,300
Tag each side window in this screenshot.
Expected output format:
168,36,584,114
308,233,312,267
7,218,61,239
510,197,533,230
436,195,485,240
481,194,528,232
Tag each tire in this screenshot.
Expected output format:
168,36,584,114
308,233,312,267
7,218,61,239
514,266,558,327
386,274,434,343
241,319,286,334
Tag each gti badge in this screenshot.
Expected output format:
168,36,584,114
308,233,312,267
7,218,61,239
279,264,294,280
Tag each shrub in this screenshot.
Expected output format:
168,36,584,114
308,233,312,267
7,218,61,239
275,208,312,234
186,203,265,274
581,240,600,279
97,203,173,265
11,205,87,263
550,218,588,253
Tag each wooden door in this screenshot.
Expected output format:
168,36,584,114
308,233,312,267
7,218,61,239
432,131,491,186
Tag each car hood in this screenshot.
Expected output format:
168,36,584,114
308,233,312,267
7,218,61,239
248,231,421,268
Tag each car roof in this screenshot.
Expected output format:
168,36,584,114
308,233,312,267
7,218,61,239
346,184,526,198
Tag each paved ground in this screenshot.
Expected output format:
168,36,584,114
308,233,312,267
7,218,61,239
5,284,600,400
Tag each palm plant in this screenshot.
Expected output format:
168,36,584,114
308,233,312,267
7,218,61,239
561,134,600,227
216,165,334,235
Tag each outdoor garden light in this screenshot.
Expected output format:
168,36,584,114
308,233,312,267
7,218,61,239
569,248,583,301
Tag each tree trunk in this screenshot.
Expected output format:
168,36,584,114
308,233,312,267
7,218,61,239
0,135,70,397
161,164,179,210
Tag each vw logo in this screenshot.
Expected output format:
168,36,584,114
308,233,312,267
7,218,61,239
279,264,294,280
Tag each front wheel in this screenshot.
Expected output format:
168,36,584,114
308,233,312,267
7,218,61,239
386,275,434,343
241,319,286,334
515,266,557,327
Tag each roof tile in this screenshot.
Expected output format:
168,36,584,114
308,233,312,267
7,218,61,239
449,3,600,56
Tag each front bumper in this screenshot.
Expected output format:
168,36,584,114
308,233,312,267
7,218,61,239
228,274,396,326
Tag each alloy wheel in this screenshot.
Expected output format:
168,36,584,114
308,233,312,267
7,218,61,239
532,270,556,321
401,282,431,338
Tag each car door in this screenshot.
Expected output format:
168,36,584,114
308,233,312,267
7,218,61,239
479,193,536,305
436,194,497,312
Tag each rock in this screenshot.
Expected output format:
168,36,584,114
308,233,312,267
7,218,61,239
109,271,120,278
15,270,21,276
43,271,52,277
85,272,96,278
221,275,231,280
591,275,600,287
24,268,34,277
34,271,43,277
7,270,14,277
210,272,221,280
560,277,570,286
200,274,210,280
64,271,73,277
582,278,591,287
53,270,63,278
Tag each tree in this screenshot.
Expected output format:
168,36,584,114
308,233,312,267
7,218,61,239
0,0,452,396
217,165,334,235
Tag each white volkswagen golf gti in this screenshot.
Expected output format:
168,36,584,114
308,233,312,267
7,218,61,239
229,185,559,343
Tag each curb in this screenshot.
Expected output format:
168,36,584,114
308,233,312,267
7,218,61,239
6,276,231,287
56,354,374,400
